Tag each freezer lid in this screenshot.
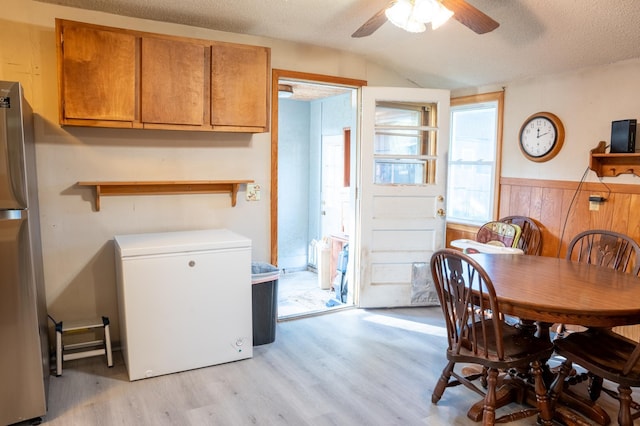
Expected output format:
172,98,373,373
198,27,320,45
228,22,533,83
114,229,251,257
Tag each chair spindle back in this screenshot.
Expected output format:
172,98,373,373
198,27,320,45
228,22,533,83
499,216,542,255
566,230,640,276
431,249,504,361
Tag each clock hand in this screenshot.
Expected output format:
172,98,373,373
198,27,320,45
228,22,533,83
537,132,549,138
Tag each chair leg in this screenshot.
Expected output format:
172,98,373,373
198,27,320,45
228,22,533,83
548,358,572,408
618,385,633,426
588,373,603,401
480,366,488,388
531,359,553,425
432,361,454,404
482,368,498,426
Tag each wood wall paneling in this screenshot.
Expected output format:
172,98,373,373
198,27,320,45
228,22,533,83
447,176,640,341
484,177,640,257
448,177,640,257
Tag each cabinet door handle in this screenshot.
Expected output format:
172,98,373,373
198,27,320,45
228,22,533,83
188,260,196,267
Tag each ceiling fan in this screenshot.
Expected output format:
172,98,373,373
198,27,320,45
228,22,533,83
352,0,499,37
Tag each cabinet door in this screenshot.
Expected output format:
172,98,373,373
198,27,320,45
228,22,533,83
141,37,208,127
211,43,270,132
58,21,136,124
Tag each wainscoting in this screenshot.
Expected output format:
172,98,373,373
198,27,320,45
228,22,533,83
446,176,640,341
498,177,640,257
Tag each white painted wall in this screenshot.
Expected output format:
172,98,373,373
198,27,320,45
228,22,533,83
455,58,640,185
5,0,640,344
2,0,412,343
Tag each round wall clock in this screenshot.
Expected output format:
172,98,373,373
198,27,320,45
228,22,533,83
518,112,565,162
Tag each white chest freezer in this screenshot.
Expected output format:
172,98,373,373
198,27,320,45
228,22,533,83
114,229,252,381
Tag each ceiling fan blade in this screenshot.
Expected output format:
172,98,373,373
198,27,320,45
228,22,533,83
351,1,396,38
440,0,499,34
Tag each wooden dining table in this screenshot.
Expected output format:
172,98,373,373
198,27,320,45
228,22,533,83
467,253,640,426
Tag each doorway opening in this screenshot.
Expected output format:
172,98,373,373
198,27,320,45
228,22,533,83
270,70,366,319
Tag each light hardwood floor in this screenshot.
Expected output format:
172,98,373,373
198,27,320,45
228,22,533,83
26,307,634,425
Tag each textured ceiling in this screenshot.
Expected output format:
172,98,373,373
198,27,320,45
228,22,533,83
36,0,640,91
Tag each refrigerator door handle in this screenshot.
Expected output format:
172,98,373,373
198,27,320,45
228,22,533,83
0,210,26,220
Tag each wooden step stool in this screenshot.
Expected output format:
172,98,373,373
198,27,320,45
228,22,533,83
55,316,113,376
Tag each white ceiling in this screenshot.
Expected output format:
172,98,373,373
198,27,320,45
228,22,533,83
37,0,640,91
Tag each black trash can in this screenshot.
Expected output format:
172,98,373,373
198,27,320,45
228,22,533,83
251,262,280,346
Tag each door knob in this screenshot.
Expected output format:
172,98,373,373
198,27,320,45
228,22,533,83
437,208,446,217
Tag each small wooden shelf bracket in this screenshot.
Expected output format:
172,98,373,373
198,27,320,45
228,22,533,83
589,141,640,177
77,180,254,211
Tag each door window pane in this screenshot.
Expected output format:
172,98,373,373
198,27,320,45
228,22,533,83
374,129,423,155
373,102,437,184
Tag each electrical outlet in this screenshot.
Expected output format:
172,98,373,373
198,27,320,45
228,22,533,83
589,194,605,211
246,184,261,201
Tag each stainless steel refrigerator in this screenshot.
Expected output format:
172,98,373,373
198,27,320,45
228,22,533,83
0,81,49,425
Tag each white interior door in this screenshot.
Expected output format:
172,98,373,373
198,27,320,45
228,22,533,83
356,86,449,308
321,134,346,237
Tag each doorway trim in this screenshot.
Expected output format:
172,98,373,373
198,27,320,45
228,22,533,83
270,69,367,267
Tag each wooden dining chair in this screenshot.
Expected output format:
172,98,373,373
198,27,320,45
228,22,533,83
430,249,555,425
558,229,640,414
554,328,640,426
557,229,640,335
558,230,640,337
565,229,640,275
499,216,542,255
475,221,522,249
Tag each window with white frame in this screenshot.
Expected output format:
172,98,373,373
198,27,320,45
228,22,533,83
446,92,503,225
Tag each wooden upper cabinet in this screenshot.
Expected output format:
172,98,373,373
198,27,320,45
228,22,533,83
211,43,270,132
57,20,137,126
141,37,208,128
56,19,271,133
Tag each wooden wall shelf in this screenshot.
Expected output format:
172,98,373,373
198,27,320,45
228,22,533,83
589,141,640,177
77,180,254,211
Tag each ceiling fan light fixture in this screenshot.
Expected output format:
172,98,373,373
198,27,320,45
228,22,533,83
404,17,427,33
278,84,294,99
386,0,453,33
385,0,426,33
431,2,454,29
413,0,437,24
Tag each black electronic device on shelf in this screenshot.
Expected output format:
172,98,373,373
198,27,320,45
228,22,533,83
610,119,637,153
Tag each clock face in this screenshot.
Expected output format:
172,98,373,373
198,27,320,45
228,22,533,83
518,112,564,162
520,118,556,156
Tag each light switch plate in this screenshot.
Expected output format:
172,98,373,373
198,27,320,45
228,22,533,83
246,184,261,201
